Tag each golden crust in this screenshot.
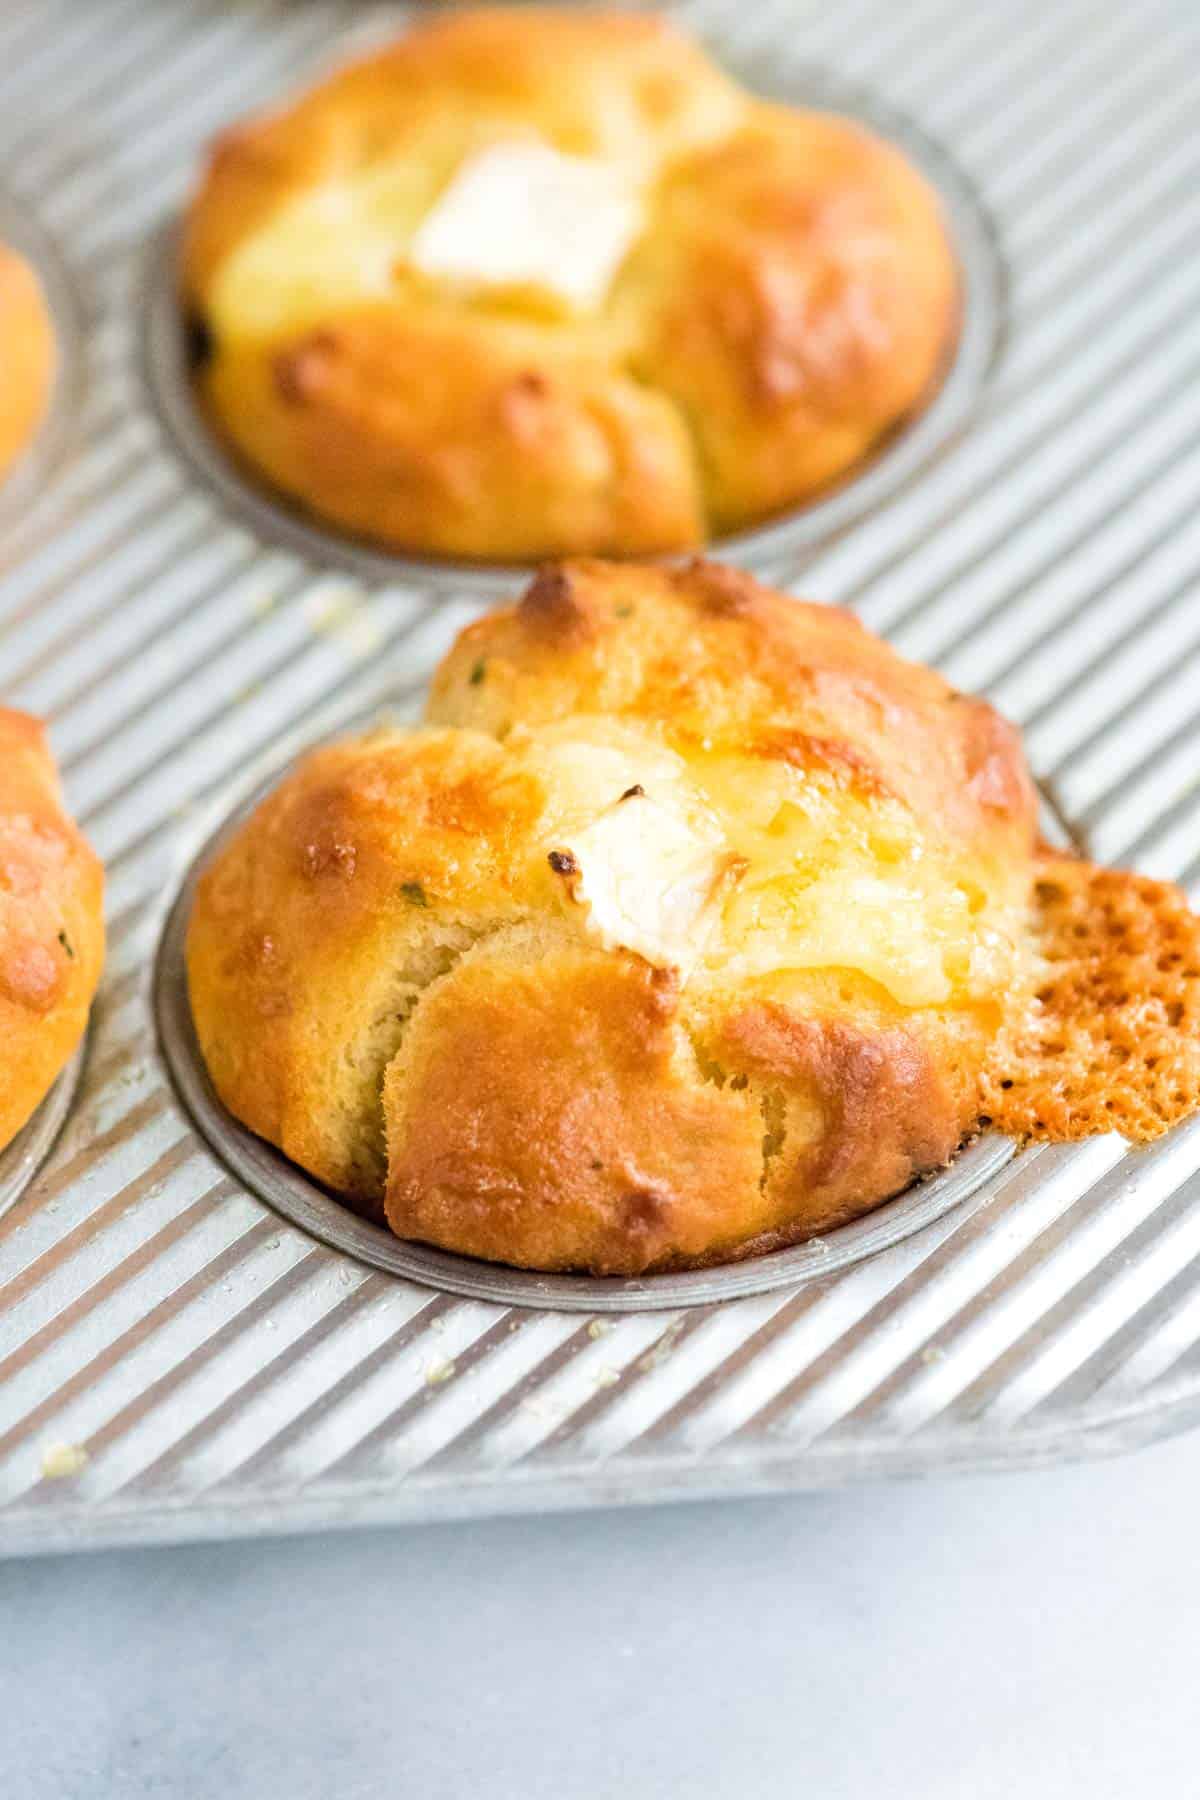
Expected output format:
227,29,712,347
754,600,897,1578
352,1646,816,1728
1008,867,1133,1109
0,244,55,483
204,315,705,560
187,561,1040,1273
0,710,104,1153
185,727,542,1197
384,939,769,1274
182,8,957,561
384,950,979,1274
631,108,960,530
710,988,973,1242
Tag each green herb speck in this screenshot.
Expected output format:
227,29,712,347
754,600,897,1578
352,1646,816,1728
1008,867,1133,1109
57,930,74,960
614,604,634,619
469,659,487,686
400,882,429,908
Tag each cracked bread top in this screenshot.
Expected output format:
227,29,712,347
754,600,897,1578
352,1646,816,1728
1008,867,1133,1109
180,6,957,562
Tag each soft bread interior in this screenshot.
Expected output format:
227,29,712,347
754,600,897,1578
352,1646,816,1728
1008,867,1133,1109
316,916,492,1201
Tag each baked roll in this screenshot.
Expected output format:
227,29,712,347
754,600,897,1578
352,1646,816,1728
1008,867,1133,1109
1,711,104,1154
0,243,54,484
180,8,958,562
189,558,1200,1277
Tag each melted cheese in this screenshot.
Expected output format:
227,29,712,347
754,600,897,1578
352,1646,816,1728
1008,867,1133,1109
408,144,642,312
524,721,1020,1007
557,789,732,974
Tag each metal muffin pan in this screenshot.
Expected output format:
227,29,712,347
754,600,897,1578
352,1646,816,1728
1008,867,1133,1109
3,0,1200,1556
142,59,1002,595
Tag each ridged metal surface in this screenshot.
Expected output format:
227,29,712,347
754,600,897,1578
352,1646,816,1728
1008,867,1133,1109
2,0,1200,1556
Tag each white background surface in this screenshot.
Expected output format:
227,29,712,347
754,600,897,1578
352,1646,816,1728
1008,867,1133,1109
3,1429,1192,1799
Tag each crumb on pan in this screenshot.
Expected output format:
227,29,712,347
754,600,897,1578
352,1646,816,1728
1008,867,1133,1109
40,1441,89,1480
303,587,384,659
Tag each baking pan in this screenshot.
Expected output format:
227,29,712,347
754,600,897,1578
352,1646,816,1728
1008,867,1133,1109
2,0,1200,1558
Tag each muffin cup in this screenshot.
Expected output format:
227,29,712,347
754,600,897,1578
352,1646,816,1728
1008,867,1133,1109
155,749,1014,1312
142,63,1002,596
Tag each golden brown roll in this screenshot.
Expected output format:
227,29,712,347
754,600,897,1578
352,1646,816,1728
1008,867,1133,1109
189,559,1044,1274
1,710,104,1155
0,243,55,484
181,8,958,562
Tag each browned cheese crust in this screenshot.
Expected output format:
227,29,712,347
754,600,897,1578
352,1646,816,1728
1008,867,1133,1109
181,8,958,562
982,853,1200,1144
0,243,55,483
188,560,1048,1274
0,710,104,1153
